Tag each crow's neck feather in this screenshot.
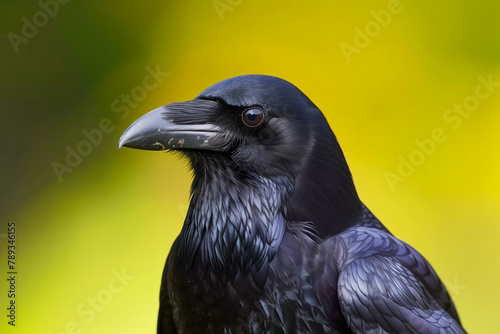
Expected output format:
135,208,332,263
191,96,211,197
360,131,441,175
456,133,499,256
178,153,287,282
285,125,363,237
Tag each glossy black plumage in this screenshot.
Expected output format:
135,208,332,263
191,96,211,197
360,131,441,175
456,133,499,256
119,75,466,333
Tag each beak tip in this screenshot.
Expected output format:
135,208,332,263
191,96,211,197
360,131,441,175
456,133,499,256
118,128,135,149
117,136,127,149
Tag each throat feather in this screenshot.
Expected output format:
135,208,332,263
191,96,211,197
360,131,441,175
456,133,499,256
179,173,286,280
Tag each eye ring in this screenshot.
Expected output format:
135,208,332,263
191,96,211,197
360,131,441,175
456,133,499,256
242,108,264,127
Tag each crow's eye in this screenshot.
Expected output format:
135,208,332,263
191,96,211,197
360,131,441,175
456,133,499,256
242,108,263,127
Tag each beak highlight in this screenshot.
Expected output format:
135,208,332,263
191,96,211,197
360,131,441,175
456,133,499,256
118,100,222,151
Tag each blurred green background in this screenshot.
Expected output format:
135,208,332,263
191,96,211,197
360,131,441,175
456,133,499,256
1,0,499,333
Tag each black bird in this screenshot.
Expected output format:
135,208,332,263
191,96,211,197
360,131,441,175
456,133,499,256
119,75,466,334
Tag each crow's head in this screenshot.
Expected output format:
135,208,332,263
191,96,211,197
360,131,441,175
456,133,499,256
119,75,361,236
120,75,321,179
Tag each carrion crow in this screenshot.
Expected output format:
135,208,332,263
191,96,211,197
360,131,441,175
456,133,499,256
119,75,466,334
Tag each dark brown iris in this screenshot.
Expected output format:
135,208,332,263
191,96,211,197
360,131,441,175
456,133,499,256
242,108,263,127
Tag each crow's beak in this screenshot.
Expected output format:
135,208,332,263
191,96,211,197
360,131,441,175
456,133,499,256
118,99,222,151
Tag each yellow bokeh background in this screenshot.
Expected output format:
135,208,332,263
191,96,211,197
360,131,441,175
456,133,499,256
1,0,499,333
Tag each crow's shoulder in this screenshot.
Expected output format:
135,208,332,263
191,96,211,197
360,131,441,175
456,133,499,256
330,226,464,333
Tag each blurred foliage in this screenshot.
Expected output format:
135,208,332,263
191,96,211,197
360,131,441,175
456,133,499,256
1,0,499,333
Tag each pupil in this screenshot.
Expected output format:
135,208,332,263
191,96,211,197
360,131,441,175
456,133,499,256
248,113,257,121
